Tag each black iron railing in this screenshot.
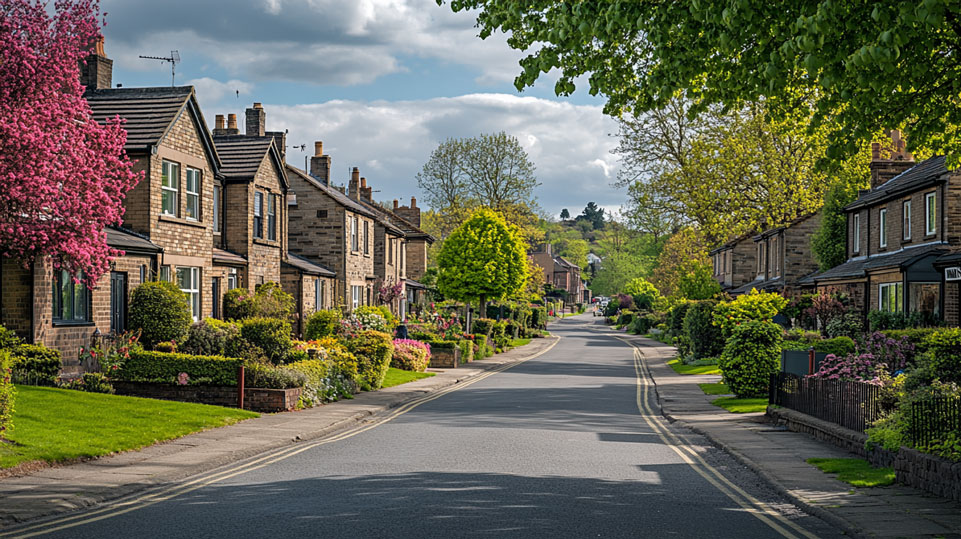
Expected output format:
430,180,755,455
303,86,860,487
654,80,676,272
769,372,883,433
908,397,961,448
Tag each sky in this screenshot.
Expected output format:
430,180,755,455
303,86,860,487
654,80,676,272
99,0,624,219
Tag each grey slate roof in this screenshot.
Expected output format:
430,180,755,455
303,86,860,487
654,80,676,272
812,243,947,282
213,135,287,187
709,231,755,255
285,253,336,277
105,226,161,254
846,156,948,210
730,276,783,295
213,248,246,265
358,199,435,242
285,165,379,220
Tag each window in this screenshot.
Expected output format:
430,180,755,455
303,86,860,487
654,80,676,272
363,221,370,255
879,208,887,248
350,216,358,252
388,237,394,264
315,278,325,311
176,267,201,321
903,200,911,240
267,193,277,241
159,265,171,282
879,282,903,313
853,213,860,253
772,237,779,274
213,185,221,233
351,285,362,309
212,277,221,319
926,192,937,235
139,265,147,283
161,160,180,216
227,269,238,290
185,167,200,220
253,192,263,239
52,270,90,323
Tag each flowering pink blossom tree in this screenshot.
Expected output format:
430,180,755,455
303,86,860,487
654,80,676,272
0,0,141,287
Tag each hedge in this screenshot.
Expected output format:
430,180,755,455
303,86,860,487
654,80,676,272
881,328,943,354
344,330,394,390
780,336,856,356
11,344,62,384
129,281,192,348
471,318,495,337
117,350,243,386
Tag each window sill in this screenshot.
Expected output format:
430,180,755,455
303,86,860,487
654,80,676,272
253,238,280,247
924,233,937,239
159,215,207,229
52,321,95,328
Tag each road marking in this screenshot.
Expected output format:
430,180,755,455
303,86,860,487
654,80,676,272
618,337,818,539
2,338,560,538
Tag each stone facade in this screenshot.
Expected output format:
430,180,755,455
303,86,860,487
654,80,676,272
711,233,756,291
735,213,822,297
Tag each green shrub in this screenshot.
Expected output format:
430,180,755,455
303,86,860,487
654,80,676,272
667,302,692,337
868,309,940,331
719,320,782,398
391,339,431,371
616,310,635,328
344,330,394,390
473,334,490,358
922,328,961,384
356,305,396,328
458,339,474,363
11,344,62,384
223,288,257,320
154,341,177,353
244,362,306,389
240,317,293,364
504,320,519,339
180,319,239,356
286,358,356,406
530,307,548,329
713,289,788,338
624,277,661,311
0,325,21,350
129,281,192,349
825,312,864,339
0,350,14,437
471,318,495,337
223,282,295,321
224,335,268,364
882,328,943,354
60,372,114,394
683,301,724,360
427,340,457,350
305,309,341,340
117,350,243,385
816,336,856,357
491,321,510,349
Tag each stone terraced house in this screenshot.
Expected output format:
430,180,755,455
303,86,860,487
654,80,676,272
710,232,757,294
729,212,822,298
530,244,586,305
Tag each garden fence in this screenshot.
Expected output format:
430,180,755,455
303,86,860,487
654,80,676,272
769,372,883,433
908,397,961,448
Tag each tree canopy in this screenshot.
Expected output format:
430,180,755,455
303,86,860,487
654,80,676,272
442,0,961,165
575,202,605,230
559,208,570,220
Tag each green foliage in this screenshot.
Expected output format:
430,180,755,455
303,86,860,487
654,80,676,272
713,289,788,338
239,318,293,364
651,228,713,297
781,337,856,357
471,318,495,337
223,335,268,364
676,262,722,301
881,328,942,354
243,362,306,390
624,278,660,310
437,208,529,312
616,311,634,328
60,372,114,394
129,281,192,349
627,313,660,335
868,310,941,331
473,334,491,359
344,330,394,390
667,302,692,337
0,350,14,437
223,282,296,321
286,359,357,406
588,251,652,297
356,305,396,329
180,319,239,357
812,175,868,270
825,313,865,340
391,340,431,372
458,339,474,362
117,350,243,386
683,301,724,360
710,397,769,414
305,309,342,340
719,320,782,398
922,329,961,384
222,288,256,320
10,344,62,385
0,325,21,350
806,458,895,488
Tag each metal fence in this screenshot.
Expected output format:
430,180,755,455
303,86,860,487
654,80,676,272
769,372,883,433
909,397,961,448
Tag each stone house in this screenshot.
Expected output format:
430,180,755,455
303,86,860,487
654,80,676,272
286,143,377,311
530,244,584,304
730,212,822,298
281,253,336,337
710,232,756,294
210,103,288,316
808,134,960,322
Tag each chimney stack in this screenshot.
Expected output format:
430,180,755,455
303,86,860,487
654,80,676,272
213,114,229,136
349,167,361,200
393,199,399,210
869,129,915,189
394,196,421,227
246,102,265,137
79,36,113,91
309,141,332,186
266,131,286,161
360,177,372,202
411,196,417,208
225,114,240,135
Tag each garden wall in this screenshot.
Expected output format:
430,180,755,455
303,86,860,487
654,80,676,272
113,382,300,413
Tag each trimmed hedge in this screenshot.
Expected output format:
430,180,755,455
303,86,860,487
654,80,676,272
11,344,62,384
458,339,474,363
240,317,293,364
473,335,491,358
129,281,192,348
881,328,943,354
117,350,243,386
471,318,495,337
0,350,13,436
305,309,341,340
780,336,856,356
719,320,782,398
344,330,394,390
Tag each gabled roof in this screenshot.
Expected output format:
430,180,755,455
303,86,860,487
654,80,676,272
730,276,784,295
358,199,435,243
753,212,819,241
106,226,161,254
812,243,947,282
356,199,405,236
846,156,948,210
285,165,378,220
85,86,222,173
284,253,336,277
709,231,756,255
213,135,288,188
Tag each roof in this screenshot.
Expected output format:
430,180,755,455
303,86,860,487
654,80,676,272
212,247,246,265
358,199,435,243
285,165,379,220
812,243,947,282
405,279,427,289
284,253,336,277
709,231,756,255
934,252,961,267
846,156,949,210
356,200,405,236
730,276,784,295
105,226,161,254
753,212,819,241
213,135,288,188
85,87,221,173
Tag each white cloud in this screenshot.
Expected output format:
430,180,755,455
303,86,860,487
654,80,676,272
186,77,254,105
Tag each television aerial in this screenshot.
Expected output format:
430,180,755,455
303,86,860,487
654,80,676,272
138,50,181,86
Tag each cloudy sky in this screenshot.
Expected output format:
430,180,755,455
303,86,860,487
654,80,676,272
99,0,623,218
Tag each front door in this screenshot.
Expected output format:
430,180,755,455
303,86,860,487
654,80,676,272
109,271,127,333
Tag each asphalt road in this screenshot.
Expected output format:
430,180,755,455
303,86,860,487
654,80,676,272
22,315,841,538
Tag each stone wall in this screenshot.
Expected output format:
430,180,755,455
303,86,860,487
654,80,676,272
113,381,301,413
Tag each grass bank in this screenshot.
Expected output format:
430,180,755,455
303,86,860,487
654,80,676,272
382,368,435,388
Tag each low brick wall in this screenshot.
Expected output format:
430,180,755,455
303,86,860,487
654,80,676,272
769,406,961,501
113,382,301,413
429,348,459,368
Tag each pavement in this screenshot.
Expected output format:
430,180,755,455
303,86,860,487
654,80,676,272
611,327,961,538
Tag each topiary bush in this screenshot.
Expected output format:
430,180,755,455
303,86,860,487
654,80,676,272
180,319,239,356
305,309,341,340
240,317,293,364
0,350,14,438
391,339,431,371
344,330,394,390
719,320,783,398
471,318,495,337
117,350,243,386
683,301,724,360
129,281,192,349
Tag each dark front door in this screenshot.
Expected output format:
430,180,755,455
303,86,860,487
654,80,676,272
212,277,222,319
110,272,127,333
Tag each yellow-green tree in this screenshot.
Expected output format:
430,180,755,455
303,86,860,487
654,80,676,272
437,209,529,318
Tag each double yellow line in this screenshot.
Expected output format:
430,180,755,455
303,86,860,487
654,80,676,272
2,338,560,538
622,338,818,539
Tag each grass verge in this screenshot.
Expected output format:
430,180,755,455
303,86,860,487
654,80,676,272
511,338,532,347
698,382,731,395
710,396,768,413
668,358,722,375
806,458,895,487
382,368,435,388
1,385,257,469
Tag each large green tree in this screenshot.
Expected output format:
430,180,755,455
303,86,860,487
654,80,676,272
436,209,529,317
442,1,961,165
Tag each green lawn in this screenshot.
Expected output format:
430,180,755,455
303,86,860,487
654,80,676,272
806,458,895,487
667,359,722,375
1,385,257,469
511,338,532,347
382,368,435,388
710,396,769,413
698,382,731,395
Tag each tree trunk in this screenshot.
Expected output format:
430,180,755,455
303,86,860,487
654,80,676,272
479,295,487,319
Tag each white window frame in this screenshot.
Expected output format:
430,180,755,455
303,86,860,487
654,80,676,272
351,285,361,309
363,221,370,255
185,167,201,221
161,160,180,216
315,278,324,311
853,213,860,253
267,193,277,241
903,200,911,240
253,192,264,239
879,208,887,248
176,266,201,321
351,216,359,252
212,184,221,232
926,192,937,236
878,282,903,313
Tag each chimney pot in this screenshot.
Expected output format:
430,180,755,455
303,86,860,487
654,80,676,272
254,102,263,109
215,115,225,130
410,196,417,208
361,177,367,189
80,36,112,90
871,142,881,160
351,167,360,182
393,199,399,210
227,114,238,130
314,141,324,156
94,36,105,57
